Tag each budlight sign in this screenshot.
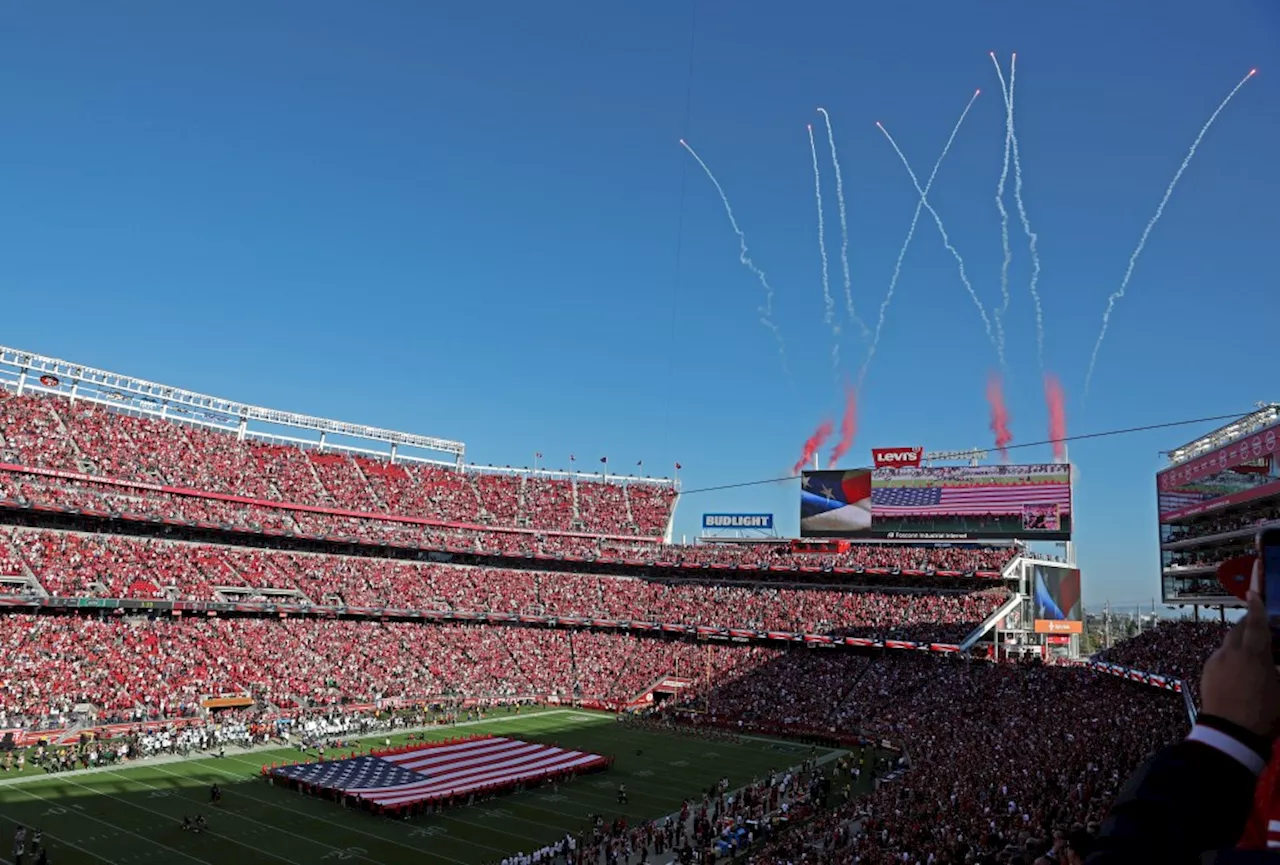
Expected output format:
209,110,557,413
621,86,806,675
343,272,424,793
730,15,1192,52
702,513,774,530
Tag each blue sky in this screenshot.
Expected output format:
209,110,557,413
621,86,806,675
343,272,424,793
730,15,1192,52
0,1,1276,609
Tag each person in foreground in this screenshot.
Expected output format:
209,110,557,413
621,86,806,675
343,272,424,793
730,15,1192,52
1089,563,1280,863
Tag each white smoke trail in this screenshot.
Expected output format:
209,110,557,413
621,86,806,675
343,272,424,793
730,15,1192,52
876,109,998,358
989,52,1014,369
858,89,981,389
817,107,868,341
1006,54,1045,371
680,138,792,377
1083,68,1257,396
807,124,839,369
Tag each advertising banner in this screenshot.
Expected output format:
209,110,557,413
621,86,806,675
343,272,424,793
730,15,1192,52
1157,432,1280,521
701,513,775,530
1032,564,1083,635
801,464,1071,540
872,447,924,469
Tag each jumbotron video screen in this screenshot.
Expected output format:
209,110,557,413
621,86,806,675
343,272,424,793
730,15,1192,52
800,463,1072,541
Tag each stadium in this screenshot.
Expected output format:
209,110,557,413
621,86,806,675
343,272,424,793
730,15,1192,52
0,3,1273,861
0,345,1251,865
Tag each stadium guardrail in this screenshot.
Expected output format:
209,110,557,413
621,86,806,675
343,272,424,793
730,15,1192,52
0,461,664,543
1079,660,1196,723
0,593,966,655
0,480,1009,583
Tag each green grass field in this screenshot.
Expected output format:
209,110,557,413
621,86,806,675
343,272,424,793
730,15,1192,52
0,710,847,865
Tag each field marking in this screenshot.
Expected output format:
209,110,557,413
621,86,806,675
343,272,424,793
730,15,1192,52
0,783,206,864
214,753,546,849
3,710,825,865
218,748,655,841
0,809,119,865
146,763,473,864
0,707,597,789
101,768,383,865
45,775,301,865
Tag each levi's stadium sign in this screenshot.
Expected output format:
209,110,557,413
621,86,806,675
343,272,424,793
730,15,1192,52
872,447,924,468
702,513,774,530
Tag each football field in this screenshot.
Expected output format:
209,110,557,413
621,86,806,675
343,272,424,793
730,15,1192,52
0,710,847,864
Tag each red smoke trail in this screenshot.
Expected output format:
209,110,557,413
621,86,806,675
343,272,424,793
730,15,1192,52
793,419,835,475
1044,373,1067,461
827,385,858,467
986,373,1013,460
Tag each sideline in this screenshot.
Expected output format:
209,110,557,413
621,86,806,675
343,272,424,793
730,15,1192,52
0,707,584,788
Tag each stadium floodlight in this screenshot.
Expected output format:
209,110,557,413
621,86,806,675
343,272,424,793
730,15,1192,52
924,448,989,466
1166,403,1280,466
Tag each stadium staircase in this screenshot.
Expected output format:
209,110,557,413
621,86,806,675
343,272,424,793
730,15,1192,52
349,458,380,508
302,456,330,502
621,486,637,532
605,643,642,700
567,631,581,696
515,474,530,527
497,638,536,692
49,403,94,474
569,477,583,528
958,592,1022,652
664,492,679,544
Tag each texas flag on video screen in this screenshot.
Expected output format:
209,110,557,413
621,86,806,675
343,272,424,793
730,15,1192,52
800,469,872,533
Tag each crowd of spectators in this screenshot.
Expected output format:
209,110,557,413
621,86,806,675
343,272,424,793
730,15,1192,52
0,601,1205,864
0,528,1005,640
1094,618,1229,703
0,392,1029,582
0,391,678,538
1163,541,1252,571
662,653,1189,864
0,614,788,728
0,469,1020,576
1163,505,1280,544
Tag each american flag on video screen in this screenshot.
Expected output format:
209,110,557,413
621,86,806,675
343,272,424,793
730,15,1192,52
273,736,606,807
872,483,1071,516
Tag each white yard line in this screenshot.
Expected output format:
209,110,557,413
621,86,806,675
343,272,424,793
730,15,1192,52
0,707,588,788
46,776,301,865
0,784,205,865
100,768,384,865
146,762,480,864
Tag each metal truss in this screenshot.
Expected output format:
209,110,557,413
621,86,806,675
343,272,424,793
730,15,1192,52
0,345,465,458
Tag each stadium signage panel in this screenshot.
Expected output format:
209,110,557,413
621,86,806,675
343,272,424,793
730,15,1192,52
872,447,924,468
800,464,1071,541
702,513,774,530
1031,564,1083,635
1156,420,1280,521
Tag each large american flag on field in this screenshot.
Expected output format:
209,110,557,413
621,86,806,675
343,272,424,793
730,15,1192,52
271,736,608,808
871,482,1071,516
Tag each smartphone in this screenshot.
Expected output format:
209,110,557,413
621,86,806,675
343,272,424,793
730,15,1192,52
1260,529,1280,655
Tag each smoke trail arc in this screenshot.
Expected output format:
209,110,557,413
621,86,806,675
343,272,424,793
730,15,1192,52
857,89,981,390
1045,373,1068,462
1083,68,1257,396
827,385,858,467
807,124,839,369
679,138,792,378
1006,54,1046,372
989,52,1014,369
876,109,998,360
793,419,835,475
817,107,868,340
987,373,1013,460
